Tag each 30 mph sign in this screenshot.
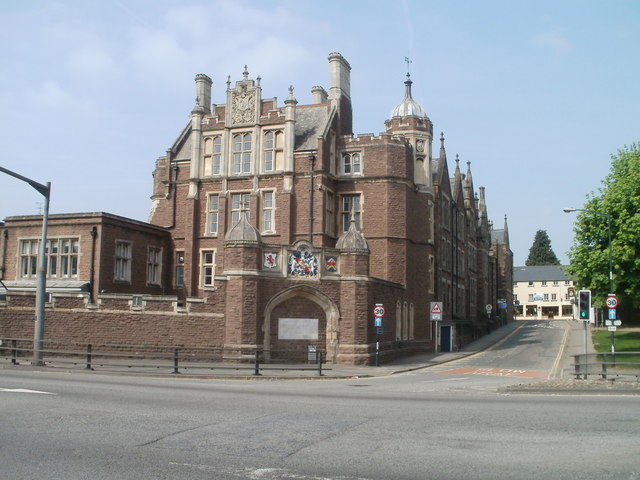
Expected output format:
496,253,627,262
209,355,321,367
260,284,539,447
606,296,618,309
373,304,386,317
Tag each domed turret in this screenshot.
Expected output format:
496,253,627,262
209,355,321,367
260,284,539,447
390,73,428,119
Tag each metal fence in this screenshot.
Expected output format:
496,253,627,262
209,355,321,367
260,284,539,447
572,352,640,381
0,338,328,377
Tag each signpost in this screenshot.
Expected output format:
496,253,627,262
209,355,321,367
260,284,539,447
430,302,444,353
606,294,619,355
373,304,385,366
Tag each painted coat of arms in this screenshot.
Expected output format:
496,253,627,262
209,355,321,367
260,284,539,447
264,253,277,269
325,256,338,273
288,250,318,277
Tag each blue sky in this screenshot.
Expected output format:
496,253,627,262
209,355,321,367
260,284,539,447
1,0,638,266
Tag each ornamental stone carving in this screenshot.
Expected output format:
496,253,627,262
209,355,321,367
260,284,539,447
231,87,255,125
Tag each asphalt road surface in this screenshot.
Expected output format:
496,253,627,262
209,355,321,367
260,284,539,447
2,319,639,480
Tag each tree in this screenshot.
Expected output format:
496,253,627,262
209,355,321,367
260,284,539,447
567,143,640,314
525,230,560,266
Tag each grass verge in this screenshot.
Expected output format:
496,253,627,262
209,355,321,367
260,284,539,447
592,329,640,367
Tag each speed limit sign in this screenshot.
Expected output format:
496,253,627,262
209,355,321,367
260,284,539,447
373,304,386,317
606,295,618,309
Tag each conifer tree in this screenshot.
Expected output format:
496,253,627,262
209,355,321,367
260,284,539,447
525,230,560,266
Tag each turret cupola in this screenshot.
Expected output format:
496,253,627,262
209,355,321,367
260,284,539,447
390,73,428,120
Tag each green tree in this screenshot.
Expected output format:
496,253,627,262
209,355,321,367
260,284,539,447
567,143,640,313
525,230,560,266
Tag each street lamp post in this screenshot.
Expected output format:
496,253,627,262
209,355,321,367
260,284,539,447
0,166,51,365
563,207,613,294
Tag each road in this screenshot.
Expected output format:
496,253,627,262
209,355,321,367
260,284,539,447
1,320,639,480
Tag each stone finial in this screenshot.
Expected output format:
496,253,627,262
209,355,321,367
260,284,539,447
336,214,369,253
285,85,297,105
224,212,261,246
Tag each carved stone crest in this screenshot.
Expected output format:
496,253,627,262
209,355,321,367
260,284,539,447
232,87,255,125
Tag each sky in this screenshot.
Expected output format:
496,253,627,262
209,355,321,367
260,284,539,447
0,0,638,266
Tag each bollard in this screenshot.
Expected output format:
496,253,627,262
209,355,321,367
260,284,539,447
317,351,323,376
173,348,180,374
12,339,18,365
86,344,93,370
254,349,261,376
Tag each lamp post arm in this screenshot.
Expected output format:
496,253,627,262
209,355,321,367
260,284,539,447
564,206,614,294
0,166,50,198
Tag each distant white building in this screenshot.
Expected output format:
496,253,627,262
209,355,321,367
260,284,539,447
513,266,575,320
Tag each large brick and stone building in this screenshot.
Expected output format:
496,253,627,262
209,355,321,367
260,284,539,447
0,53,512,364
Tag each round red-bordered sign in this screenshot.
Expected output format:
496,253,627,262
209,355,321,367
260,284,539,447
606,296,618,309
373,305,386,317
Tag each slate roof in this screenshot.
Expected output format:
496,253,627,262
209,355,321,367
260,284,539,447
294,105,330,150
513,265,573,282
491,229,508,244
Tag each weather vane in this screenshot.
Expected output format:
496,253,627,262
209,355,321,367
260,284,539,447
404,56,412,74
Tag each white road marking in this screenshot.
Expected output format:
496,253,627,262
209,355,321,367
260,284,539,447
0,388,56,395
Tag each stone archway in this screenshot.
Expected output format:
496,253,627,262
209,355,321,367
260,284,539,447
263,285,340,363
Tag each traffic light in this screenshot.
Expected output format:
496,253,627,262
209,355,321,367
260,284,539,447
578,290,591,320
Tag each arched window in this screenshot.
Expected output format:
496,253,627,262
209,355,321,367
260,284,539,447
264,132,274,171
402,301,409,340
342,152,361,176
203,136,222,176
409,303,415,340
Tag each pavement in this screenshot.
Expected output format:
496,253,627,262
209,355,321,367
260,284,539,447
5,320,639,394
0,319,575,380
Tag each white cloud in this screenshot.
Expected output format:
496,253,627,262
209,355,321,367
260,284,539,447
30,81,95,112
33,81,75,108
125,2,318,96
532,32,572,53
68,41,116,76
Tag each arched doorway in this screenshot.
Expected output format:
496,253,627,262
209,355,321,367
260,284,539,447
263,285,340,363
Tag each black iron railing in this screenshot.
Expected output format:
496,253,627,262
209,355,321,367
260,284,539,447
572,352,640,381
0,338,327,376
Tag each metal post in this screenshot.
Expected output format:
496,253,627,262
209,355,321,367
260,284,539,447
583,320,588,379
0,167,51,367
173,348,180,374
86,343,92,370
12,339,18,365
375,336,380,366
33,185,50,366
317,351,323,376
308,154,315,244
254,349,261,376
606,215,613,293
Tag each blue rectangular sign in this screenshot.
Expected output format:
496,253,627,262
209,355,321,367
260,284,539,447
609,309,617,320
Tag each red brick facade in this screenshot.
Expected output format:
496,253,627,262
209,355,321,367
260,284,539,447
0,53,512,364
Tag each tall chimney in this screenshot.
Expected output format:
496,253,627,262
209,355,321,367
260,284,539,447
327,53,353,135
328,52,351,100
195,74,212,114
